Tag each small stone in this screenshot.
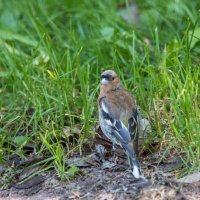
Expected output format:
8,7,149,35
102,161,116,169
177,171,200,183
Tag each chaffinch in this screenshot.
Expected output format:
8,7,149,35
98,70,143,179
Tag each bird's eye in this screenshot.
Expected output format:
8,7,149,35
112,77,115,81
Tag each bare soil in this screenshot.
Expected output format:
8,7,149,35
1,159,200,199
0,165,200,200
0,137,200,200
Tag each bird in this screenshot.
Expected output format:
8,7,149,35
98,70,143,179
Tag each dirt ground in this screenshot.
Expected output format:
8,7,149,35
0,166,200,200
1,150,200,200
1,133,200,200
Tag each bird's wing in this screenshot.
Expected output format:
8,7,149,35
128,109,139,140
99,97,131,144
128,108,141,156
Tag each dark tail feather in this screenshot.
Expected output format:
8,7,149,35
122,143,142,179
129,156,142,178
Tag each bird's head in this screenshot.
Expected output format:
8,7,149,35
100,70,120,85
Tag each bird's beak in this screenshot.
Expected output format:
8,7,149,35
101,78,109,84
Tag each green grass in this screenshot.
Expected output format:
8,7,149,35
0,0,200,181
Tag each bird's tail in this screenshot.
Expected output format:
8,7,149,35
129,156,142,179
122,143,142,179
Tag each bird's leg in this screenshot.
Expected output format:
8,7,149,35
112,143,116,155
95,144,107,162
111,143,118,163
